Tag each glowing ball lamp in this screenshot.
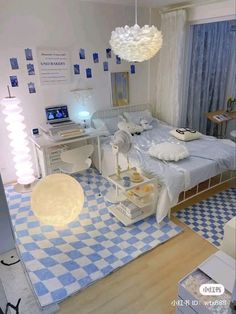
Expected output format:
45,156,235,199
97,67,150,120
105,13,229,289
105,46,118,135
31,174,84,227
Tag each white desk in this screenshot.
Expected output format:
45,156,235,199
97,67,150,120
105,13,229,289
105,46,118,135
30,128,105,178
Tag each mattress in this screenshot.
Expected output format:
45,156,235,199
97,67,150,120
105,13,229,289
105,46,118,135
96,120,236,222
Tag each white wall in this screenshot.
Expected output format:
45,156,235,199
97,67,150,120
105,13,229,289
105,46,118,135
188,0,235,23
0,0,151,183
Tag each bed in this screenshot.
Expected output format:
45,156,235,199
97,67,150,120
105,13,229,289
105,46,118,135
91,104,236,223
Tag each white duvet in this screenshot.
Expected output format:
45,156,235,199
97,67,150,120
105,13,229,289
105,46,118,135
99,120,236,223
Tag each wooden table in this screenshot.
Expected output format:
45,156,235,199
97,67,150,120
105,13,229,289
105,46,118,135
206,110,236,138
207,110,236,124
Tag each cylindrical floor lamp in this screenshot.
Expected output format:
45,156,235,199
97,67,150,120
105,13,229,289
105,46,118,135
1,87,35,192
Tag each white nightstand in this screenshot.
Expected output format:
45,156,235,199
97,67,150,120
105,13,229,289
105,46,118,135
106,168,161,226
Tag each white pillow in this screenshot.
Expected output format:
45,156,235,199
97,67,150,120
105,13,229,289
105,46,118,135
93,116,124,134
170,129,201,141
123,110,153,125
93,118,107,131
148,142,189,162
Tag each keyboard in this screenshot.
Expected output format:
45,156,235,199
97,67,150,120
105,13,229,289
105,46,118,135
58,128,85,138
51,120,73,127
50,124,81,135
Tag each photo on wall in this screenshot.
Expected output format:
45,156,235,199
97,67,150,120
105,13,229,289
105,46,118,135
106,48,112,58
79,48,86,60
10,58,19,70
10,75,18,87
130,64,135,74
28,82,36,94
103,61,109,72
86,68,92,78
116,55,121,64
74,64,80,75
27,63,35,75
25,48,33,61
93,53,99,63
111,72,129,107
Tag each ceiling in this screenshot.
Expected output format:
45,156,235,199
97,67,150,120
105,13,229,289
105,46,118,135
79,0,212,9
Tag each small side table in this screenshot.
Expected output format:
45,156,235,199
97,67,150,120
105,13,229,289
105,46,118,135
206,110,236,138
106,168,161,226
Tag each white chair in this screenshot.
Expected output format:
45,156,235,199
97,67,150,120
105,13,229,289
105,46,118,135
60,144,94,174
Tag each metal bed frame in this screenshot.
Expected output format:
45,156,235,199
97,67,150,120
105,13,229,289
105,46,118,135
91,104,236,206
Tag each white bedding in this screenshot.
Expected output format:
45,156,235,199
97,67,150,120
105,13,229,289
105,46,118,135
96,120,236,223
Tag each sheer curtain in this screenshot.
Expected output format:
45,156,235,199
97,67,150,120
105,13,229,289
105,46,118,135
155,10,187,127
186,20,236,135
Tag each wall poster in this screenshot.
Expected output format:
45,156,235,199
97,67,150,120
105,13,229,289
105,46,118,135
37,48,71,85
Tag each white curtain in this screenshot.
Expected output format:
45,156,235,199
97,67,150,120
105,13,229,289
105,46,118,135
155,10,187,127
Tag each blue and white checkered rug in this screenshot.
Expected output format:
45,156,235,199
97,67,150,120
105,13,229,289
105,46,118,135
173,188,236,247
5,169,182,308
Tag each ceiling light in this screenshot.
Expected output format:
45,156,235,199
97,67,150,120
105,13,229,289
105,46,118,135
109,0,163,62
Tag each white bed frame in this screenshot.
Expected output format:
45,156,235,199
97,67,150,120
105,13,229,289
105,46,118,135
91,104,236,206
91,103,153,125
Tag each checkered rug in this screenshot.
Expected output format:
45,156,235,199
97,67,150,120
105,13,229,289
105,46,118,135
5,169,182,308
173,188,236,247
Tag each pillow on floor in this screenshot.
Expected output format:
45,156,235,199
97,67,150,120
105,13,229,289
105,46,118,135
148,142,189,162
170,128,201,141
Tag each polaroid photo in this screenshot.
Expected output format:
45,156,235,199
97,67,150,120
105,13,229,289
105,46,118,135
103,61,109,72
79,48,86,60
130,64,135,74
10,75,18,87
86,68,92,78
10,58,19,70
74,64,80,75
93,53,99,63
106,48,112,59
25,48,33,60
116,55,121,64
27,63,35,75
28,82,36,94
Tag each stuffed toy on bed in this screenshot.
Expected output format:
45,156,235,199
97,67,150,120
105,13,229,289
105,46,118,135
140,119,153,130
118,121,143,136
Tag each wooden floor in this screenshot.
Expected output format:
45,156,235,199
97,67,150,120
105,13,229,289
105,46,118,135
60,181,235,314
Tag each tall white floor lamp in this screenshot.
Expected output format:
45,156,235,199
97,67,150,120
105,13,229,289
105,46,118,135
1,86,35,192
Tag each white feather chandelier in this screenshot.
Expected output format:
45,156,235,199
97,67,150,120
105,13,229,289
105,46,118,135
109,0,163,62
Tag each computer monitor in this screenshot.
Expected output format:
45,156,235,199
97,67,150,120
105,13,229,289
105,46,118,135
45,105,70,123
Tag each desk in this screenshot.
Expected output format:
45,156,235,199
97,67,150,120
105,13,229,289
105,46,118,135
206,110,236,138
30,128,105,178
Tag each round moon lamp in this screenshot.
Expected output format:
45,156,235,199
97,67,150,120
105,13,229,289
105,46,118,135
31,174,84,227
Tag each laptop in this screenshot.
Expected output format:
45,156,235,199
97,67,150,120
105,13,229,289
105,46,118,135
45,105,73,125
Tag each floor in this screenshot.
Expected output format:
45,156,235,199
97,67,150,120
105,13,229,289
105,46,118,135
60,181,235,314
5,169,181,308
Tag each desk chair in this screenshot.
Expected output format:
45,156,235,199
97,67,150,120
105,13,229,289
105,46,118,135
60,144,94,174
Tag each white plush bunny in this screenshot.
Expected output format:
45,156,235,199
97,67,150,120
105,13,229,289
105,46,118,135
118,121,143,136
140,119,153,130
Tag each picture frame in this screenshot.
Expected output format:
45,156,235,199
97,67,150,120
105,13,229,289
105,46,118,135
111,72,129,107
